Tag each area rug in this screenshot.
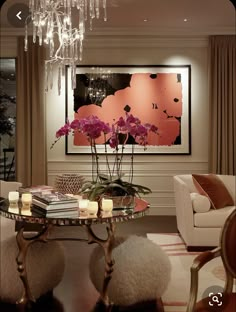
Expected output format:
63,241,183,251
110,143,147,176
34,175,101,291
147,233,227,312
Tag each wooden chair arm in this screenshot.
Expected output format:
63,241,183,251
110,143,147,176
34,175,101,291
192,247,221,270
186,247,221,312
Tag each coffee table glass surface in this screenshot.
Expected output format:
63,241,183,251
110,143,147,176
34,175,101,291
0,197,149,225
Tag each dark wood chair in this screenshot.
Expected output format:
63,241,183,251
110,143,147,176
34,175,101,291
187,208,236,311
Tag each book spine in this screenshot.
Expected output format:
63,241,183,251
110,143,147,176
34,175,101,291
32,207,78,218
33,195,77,205
32,199,78,210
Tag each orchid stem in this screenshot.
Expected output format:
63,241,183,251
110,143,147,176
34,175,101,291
104,134,112,179
130,144,134,183
93,140,100,181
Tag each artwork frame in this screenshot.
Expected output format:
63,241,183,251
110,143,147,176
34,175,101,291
65,65,191,155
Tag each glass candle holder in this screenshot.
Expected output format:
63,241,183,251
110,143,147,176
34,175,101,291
87,201,98,217
101,211,113,218
8,191,19,209
21,193,32,213
101,199,113,212
78,199,89,217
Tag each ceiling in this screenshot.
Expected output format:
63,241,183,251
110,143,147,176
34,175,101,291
0,0,235,36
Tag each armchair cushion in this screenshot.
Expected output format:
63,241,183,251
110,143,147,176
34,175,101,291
192,174,234,209
190,193,211,213
194,206,235,228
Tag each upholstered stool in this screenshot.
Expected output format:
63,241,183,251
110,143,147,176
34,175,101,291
89,235,171,308
0,235,65,304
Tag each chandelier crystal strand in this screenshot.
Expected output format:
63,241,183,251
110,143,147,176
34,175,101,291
24,24,28,51
103,0,107,21
26,0,108,95
95,0,100,18
45,62,48,92
58,65,61,95
50,62,53,89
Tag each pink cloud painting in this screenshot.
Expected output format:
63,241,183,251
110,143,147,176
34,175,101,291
72,71,185,148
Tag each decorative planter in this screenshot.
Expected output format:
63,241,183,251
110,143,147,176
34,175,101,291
55,174,84,195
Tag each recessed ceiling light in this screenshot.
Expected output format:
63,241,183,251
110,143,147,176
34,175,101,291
144,19,148,22
184,18,188,22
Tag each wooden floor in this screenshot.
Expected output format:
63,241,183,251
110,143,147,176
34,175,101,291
1,216,177,312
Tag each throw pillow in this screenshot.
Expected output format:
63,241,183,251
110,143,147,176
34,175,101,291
190,193,211,213
192,174,234,209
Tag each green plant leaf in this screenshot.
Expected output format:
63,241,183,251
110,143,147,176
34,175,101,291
81,177,152,199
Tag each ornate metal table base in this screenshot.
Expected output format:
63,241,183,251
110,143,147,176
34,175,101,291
86,223,115,308
16,225,52,309
0,197,149,311
15,222,115,311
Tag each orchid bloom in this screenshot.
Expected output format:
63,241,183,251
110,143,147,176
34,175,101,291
53,111,158,150
56,122,71,138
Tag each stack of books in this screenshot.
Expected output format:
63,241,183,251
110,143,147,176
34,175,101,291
32,192,79,218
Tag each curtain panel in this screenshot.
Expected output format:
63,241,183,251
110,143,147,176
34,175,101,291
209,35,236,175
16,37,47,186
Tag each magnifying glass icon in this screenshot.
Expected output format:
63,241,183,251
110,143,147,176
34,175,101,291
212,295,219,303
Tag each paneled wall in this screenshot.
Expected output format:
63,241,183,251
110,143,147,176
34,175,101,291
47,37,209,215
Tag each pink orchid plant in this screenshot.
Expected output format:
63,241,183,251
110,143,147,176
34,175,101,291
52,106,158,200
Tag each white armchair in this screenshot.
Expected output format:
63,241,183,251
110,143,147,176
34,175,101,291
0,180,22,198
173,174,235,250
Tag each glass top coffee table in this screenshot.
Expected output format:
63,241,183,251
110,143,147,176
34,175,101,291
0,197,149,311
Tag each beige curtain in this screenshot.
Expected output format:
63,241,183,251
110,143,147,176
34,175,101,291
208,35,236,175
16,37,47,186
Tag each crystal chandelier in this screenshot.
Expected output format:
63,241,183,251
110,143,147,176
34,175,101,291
24,0,108,95
87,67,111,105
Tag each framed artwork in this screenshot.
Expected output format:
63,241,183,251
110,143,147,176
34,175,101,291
66,65,191,155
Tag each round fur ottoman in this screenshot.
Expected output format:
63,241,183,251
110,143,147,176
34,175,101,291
89,235,171,307
0,235,65,304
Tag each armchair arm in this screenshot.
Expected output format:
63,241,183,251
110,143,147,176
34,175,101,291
173,176,194,243
186,247,221,312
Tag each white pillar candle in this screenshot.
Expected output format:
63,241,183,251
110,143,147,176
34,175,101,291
79,199,89,208
87,201,98,217
8,191,19,208
8,207,20,214
101,199,113,212
21,193,32,212
78,199,89,217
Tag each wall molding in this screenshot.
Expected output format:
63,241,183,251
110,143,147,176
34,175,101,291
48,159,208,164
0,28,210,48
1,26,235,36
47,159,207,216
